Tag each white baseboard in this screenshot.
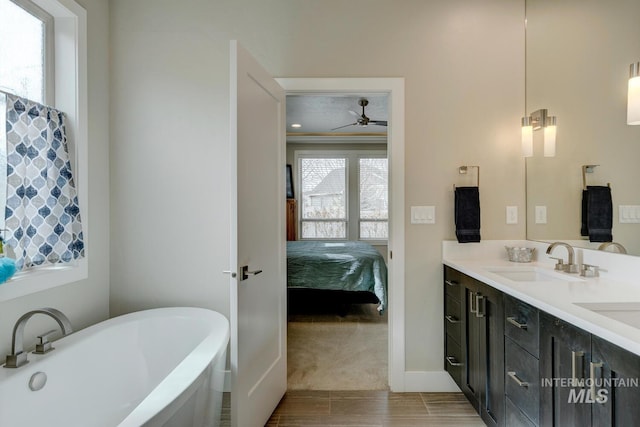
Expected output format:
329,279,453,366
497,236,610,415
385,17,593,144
223,370,231,392
403,370,461,392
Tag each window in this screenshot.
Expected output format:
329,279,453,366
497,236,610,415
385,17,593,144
299,158,347,239
0,0,88,301
359,158,388,239
296,151,388,241
0,0,54,232
0,0,53,104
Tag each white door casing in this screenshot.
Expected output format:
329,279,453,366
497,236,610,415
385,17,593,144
277,78,405,391
229,41,287,426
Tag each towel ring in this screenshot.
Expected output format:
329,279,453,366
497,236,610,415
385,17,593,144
582,165,610,190
454,165,480,190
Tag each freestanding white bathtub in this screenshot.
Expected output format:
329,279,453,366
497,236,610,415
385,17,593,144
0,307,229,427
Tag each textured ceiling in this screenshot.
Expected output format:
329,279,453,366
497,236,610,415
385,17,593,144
286,94,388,137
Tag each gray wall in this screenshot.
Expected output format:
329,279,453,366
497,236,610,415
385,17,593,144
109,0,526,373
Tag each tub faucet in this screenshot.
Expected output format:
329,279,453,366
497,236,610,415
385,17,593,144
546,242,579,273
3,308,73,368
598,242,627,254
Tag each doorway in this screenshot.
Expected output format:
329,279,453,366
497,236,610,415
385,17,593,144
277,78,406,392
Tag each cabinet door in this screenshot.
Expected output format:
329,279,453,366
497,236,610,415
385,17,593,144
477,282,504,427
540,313,591,426
591,335,640,426
461,285,482,411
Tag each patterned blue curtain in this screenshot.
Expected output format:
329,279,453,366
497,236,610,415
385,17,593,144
4,94,84,270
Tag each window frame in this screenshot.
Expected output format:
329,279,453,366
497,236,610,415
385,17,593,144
295,149,388,243
0,0,88,302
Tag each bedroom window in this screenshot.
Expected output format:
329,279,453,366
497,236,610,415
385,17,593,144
296,151,388,241
359,158,388,240
299,158,347,239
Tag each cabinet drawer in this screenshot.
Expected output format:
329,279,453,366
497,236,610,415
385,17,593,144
445,294,462,341
505,337,540,425
505,294,539,358
505,396,537,427
444,266,463,299
444,335,463,387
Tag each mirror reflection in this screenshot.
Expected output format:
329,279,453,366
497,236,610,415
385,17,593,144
525,0,640,256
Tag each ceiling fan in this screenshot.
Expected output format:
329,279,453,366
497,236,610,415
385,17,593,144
331,98,388,131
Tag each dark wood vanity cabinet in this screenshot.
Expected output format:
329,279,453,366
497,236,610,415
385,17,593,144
590,335,640,426
444,265,640,427
540,311,640,426
504,295,540,426
539,312,592,426
443,266,504,427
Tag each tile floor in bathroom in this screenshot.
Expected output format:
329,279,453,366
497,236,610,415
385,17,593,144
265,390,484,426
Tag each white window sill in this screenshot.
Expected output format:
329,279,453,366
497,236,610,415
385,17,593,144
0,260,87,302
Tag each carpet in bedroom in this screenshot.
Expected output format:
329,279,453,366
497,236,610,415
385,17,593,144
287,304,388,391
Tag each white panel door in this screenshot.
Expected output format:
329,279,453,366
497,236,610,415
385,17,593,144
228,41,286,427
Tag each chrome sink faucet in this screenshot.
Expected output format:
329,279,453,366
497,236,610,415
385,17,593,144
546,242,579,273
3,308,73,368
598,242,627,254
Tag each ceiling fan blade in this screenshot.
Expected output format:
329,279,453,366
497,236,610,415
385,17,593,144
369,120,388,126
331,122,358,131
348,110,360,117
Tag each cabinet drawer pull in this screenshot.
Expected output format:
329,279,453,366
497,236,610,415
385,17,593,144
445,315,460,324
590,361,604,403
475,294,485,318
508,371,529,388
446,356,463,367
571,350,585,385
469,290,477,314
445,280,458,287
507,317,528,330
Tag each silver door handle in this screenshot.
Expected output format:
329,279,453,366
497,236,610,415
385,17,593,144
475,294,485,318
241,265,263,281
590,361,604,403
572,350,585,385
222,270,237,278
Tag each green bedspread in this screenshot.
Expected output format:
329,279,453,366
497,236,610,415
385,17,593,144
286,240,388,312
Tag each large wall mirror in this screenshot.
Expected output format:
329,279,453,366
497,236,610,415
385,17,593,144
525,0,640,256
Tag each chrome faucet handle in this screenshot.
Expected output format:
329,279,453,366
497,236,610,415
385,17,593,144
580,264,600,278
33,329,58,354
549,257,565,271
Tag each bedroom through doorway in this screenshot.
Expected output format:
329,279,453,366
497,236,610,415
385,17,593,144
284,92,390,391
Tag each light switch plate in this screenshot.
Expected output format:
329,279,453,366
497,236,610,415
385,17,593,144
535,205,547,224
506,206,518,224
411,206,435,224
619,205,640,223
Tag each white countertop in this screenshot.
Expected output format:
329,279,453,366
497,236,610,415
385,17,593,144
443,240,640,357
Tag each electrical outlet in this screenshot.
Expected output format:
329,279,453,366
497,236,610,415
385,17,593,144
506,206,518,224
535,206,547,224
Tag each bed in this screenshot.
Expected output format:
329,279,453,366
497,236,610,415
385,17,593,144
286,240,388,313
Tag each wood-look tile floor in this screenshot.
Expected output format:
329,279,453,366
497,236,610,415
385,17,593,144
265,390,485,426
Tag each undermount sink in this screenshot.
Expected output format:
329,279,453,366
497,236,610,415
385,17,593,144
486,266,583,283
574,302,640,329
